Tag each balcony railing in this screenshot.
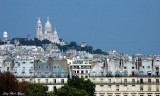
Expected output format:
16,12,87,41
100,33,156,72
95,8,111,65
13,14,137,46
90,74,160,77
94,81,160,84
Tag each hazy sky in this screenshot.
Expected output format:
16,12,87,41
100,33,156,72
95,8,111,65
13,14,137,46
0,0,160,54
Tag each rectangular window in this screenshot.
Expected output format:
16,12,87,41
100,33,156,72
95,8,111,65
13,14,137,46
132,85,135,91
108,79,111,83
140,79,143,83
93,79,95,83
7,67,9,71
116,78,119,83
61,79,64,84
124,66,127,69
46,79,48,84
100,85,103,91
124,95,128,96
147,66,150,68
140,85,143,91
30,79,33,83
132,79,135,83
148,85,151,91
53,86,56,91
116,85,119,91
156,79,159,83
38,79,40,83
108,85,111,91
81,70,84,74
101,79,103,83
53,79,56,83
148,79,151,83
132,67,134,69
22,79,25,82
124,85,127,91
124,79,127,83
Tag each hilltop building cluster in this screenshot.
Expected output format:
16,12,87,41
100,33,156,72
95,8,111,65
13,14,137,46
36,17,65,46
1,18,160,96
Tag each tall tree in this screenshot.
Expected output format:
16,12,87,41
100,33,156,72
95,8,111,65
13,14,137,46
68,76,95,96
55,85,88,96
21,83,48,96
0,72,19,96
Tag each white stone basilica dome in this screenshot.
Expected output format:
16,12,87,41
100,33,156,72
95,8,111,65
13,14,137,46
45,17,52,31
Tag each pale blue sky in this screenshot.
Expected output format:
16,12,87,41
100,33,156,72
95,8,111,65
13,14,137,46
0,0,160,54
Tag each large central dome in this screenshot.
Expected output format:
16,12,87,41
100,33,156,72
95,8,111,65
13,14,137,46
45,17,52,32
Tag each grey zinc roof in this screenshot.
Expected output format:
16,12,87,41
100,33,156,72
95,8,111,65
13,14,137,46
52,62,67,73
35,62,51,77
35,61,68,77
52,62,68,77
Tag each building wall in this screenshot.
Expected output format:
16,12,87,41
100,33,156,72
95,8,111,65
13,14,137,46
17,77,68,92
90,77,160,96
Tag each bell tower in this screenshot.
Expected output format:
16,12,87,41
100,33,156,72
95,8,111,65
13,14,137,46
36,17,43,40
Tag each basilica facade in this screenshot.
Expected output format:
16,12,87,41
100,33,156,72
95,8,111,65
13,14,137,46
36,17,60,44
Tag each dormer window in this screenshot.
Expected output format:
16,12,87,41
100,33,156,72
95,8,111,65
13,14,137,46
7,67,9,71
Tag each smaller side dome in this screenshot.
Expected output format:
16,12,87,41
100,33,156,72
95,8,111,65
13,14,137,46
3,31,8,38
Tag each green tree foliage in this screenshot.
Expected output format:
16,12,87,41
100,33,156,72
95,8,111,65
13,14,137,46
14,38,52,46
81,46,93,53
19,81,29,92
0,41,5,45
69,41,77,49
21,83,48,96
55,85,88,96
34,38,42,46
67,76,95,96
0,72,19,95
42,39,52,44
47,91,57,96
93,49,103,54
